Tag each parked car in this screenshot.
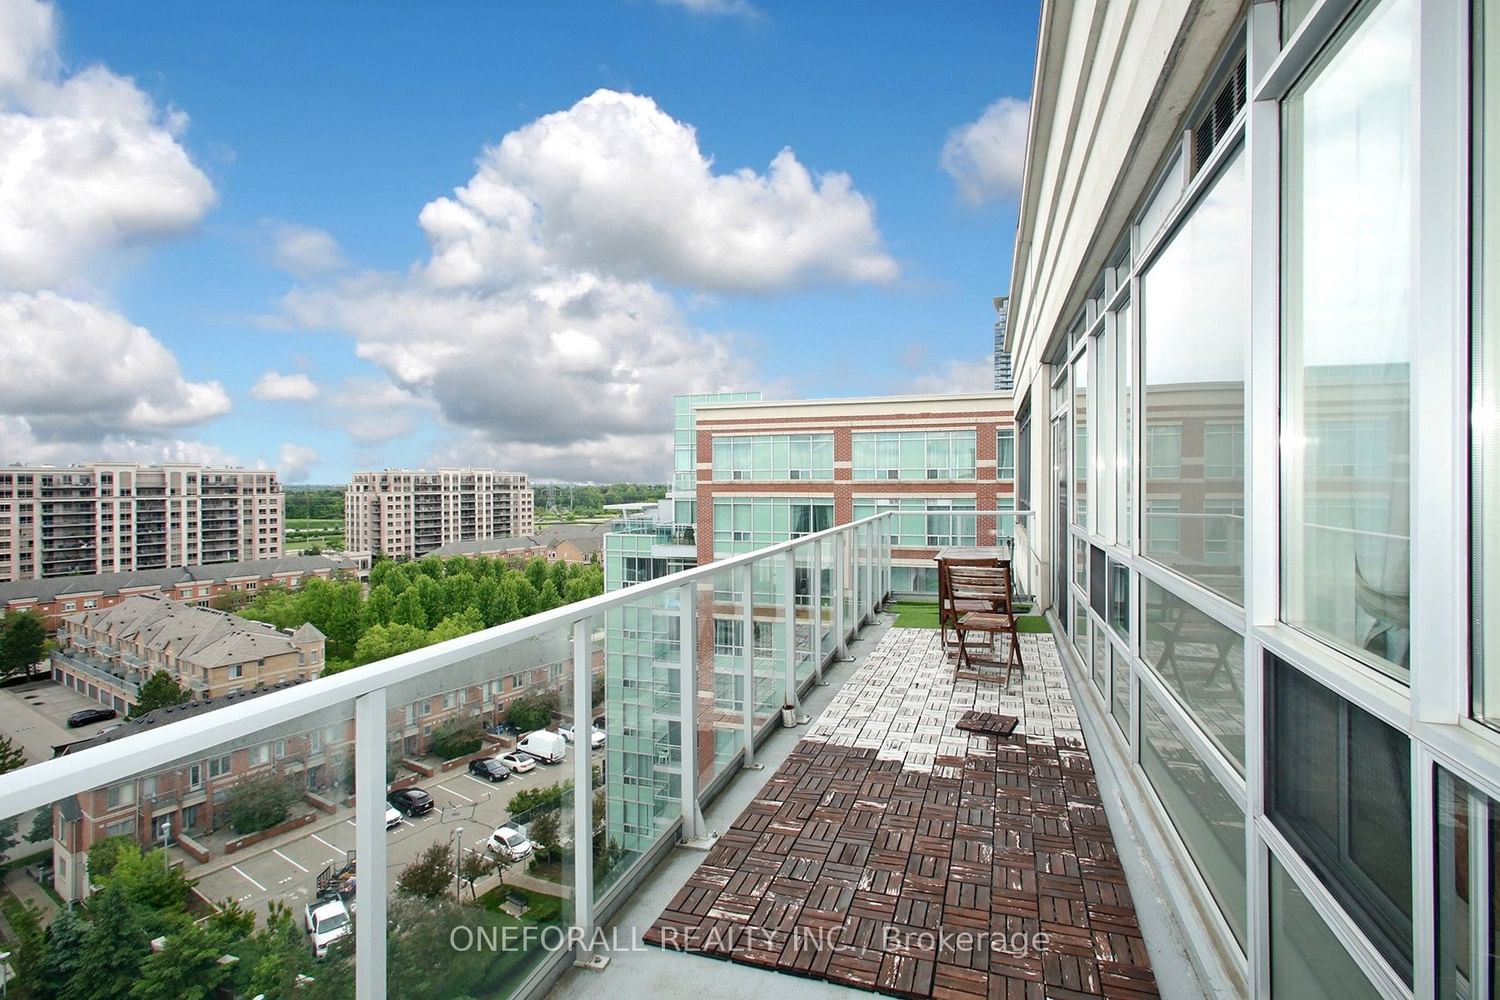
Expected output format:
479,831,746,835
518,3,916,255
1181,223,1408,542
66,707,116,728
304,898,352,958
556,723,575,744
386,787,435,817
586,726,606,750
486,825,534,862
515,730,567,764
495,750,535,774
385,806,403,830
468,757,511,782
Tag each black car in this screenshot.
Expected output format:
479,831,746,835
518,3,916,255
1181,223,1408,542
467,757,511,782
386,787,435,817
66,707,117,729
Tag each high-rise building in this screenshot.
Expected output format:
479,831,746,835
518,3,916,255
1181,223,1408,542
992,294,1013,391
344,468,533,561
0,464,282,583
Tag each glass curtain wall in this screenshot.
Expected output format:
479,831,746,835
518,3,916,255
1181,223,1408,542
1476,0,1500,726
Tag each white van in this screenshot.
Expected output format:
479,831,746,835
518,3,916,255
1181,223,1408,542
515,730,567,765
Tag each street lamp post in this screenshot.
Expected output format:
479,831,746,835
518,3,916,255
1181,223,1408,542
453,826,464,904
160,819,171,873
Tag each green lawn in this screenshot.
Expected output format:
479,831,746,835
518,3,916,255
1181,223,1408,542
889,600,1051,634
286,517,342,531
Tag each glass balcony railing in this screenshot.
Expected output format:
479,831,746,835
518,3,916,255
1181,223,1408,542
0,513,895,1000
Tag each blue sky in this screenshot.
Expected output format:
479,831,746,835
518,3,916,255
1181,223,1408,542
0,0,1037,482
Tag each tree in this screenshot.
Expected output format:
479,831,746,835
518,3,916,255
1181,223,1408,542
0,610,47,680
390,588,428,630
524,558,549,592
36,903,88,999
363,583,398,628
429,718,484,760
244,902,317,1000
396,841,455,900
210,589,251,613
510,578,539,618
27,807,52,843
6,896,48,1000
484,579,520,627
129,919,234,1000
427,608,485,645
0,731,26,774
535,580,562,613
93,844,194,932
458,850,492,902
527,809,561,861
505,692,557,734
353,622,428,666
225,775,296,835
65,885,146,1000
132,671,188,716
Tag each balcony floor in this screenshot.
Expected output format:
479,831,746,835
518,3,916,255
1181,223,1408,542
552,624,1192,1000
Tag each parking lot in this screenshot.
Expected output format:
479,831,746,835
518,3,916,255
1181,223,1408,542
0,679,121,765
191,748,601,918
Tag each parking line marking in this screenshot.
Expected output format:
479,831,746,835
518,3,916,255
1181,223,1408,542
311,833,342,852
273,849,309,873
346,820,356,827
231,866,267,892
438,784,474,803
463,774,493,788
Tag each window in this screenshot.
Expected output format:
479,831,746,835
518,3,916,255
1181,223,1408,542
1475,0,1500,727
106,782,135,809
207,754,232,778
1269,855,1382,999
1145,425,1181,480
1141,690,1247,946
1281,0,1413,681
1203,422,1243,480
851,431,977,480
62,601,75,612
83,599,96,609
996,429,1015,480
1436,767,1500,997
711,497,834,556
188,763,202,789
1073,351,1089,526
274,739,286,759
711,434,834,481
851,498,976,548
1116,307,1133,543
1145,500,1181,555
1141,580,1244,771
105,818,136,838
1109,642,1130,736
228,664,243,680
1267,655,1412,983
1106,559,1128,639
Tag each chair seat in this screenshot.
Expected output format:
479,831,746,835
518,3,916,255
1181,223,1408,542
958,612,1016,629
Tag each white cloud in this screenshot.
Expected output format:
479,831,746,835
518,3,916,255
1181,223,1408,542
420,89,896,293
265,220,344,277
901,355,996,395
0,414,240,468
0,0,216,291
250,370,320,402
0,291,230,439
325,377,435,445
941,96,1030,205
277,442,319,483
655,0,758,19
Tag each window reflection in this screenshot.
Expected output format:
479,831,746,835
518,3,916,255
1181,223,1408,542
1141,146,1248,604
1281,0,1413,681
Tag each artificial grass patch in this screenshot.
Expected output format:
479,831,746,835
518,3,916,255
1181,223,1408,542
888,601,1050,634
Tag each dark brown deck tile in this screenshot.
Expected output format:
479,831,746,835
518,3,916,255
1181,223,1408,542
934,961,992,998
879,952,939,998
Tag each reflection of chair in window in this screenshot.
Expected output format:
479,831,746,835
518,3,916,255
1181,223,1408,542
1154,599,1241,698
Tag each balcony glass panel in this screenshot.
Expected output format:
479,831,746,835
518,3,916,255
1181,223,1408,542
1475,0,1500,727
1141,144,1247,604
1281,0,1413,681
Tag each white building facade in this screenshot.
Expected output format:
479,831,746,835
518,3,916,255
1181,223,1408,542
0,464,282,583
344,468,534,561
1007,0,1496,996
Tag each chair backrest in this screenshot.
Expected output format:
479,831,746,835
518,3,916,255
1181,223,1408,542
938,556,1001,623
947,563,1015,617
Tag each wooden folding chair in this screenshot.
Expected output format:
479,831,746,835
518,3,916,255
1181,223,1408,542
951,563,1024,687
937,555,1002,655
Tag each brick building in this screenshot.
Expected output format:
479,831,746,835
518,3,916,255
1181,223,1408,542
344,468,534,561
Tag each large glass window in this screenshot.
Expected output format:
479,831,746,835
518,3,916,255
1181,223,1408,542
1141,144,1248,604
1475,0,1500,726
997,428,1015,480
712,434,834,481
1281,0,1413,681
1141,580,1244,771
1140,690,1247,946
1267,656,1412,984
1073,351,1089,526
851,498,976,548
711,497,834,555
1436,767,1500,999
851,431,977,481
1270,855,1383,1000
1116,307,1133,543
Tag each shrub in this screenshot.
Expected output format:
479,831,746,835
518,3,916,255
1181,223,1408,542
505,691,558,734
430,718,484,760
225,775,297,835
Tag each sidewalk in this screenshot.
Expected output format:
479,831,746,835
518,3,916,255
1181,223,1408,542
2,868,61,930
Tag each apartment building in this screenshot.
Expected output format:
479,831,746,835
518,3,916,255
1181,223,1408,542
0,553,365,631
0,464,283,583
993,294,1014,392
51,594,326,712
345,468,534,561
1003,0,1494,995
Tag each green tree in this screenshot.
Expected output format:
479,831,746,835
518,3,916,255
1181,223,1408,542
65,885,146,1000
0,610,47,680
510,578,539,618
27,807,52,843
523,557,549,592
429,717,484,760
244,902,316,1000
94,844,195,933
396,841,455,900
0,731,25,773
547,559,570,594
6,896,48,1000
427,608,485,645
129,919,233,1000
353,622,428,666
527,808,561,861
36,904,88,999
390,588,428,630
132,671,189,716
363,583,398,628
458,849,492,902
535,580,562,613
210,589,251,613
484,579,519,626
505,692,558,734
224,775,295,835
87,835,137,883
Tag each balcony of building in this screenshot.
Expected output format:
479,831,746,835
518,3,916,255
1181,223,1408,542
0,512,1203,1000
50,648,141,697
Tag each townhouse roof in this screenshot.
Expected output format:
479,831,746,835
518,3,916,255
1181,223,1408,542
64,594,312,671
0,554,361,609
426,522,615,559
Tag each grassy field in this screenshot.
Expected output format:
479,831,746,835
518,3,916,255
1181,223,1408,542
286,517,343,531
889,600,1050,634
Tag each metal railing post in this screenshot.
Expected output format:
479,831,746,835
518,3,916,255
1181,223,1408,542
354,688,387,1000
833,530,848,661
783,548,799,712
810,536,824,685
741,563,757,768
882,515,892,606
677,582,705,841
572,617,594,954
